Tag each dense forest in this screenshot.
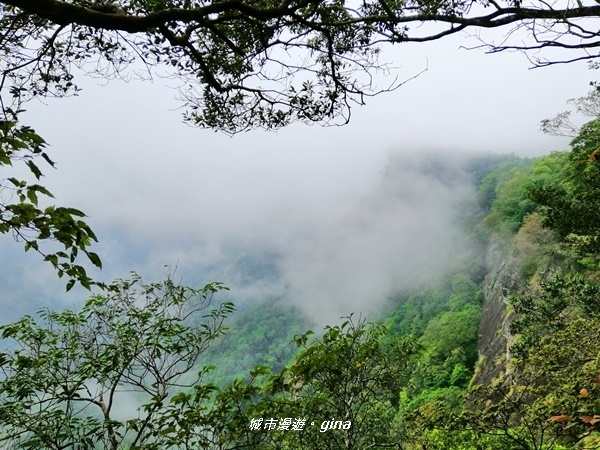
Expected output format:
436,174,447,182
3,112,600,449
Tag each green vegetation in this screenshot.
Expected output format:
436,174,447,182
0,273,235,449
201,299,307,387
0,121,101,290
6,131,600,448
3,12,600,440
430,119,600,449
261,317,420,449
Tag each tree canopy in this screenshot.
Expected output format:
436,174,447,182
1,0,599,134
0,273,235,449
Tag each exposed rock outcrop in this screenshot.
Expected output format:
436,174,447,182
474,236,522,385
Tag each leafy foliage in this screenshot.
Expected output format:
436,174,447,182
0,118,101,290
262,316,420,449
461,277,600,450
201,298,307,387
530,118,600,257
448,120,600,449
0,273,233,450
478,155,566,235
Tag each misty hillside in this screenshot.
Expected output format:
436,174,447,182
196,138,600,449
201,152,492,386
3,123,600,449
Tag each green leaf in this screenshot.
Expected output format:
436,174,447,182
7,177,22,187
31,184,54,198
63,207,86,217
25,160,42,180
86,251,102,269
26,189,38,205
41,152,55,167
65,279,75,292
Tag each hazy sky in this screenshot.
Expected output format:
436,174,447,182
3,27,595,322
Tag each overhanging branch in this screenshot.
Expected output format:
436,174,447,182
2,0,600,132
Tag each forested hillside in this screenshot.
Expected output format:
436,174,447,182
395,117,600,449
3,123,600,449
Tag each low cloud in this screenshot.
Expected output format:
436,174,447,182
274,152,476,324
171,150,479,325
0,138,480,331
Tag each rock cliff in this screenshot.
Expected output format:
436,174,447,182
474,236,522,385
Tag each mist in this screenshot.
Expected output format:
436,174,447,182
145,150,480,326
275,152,477,324
0,146,481,330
